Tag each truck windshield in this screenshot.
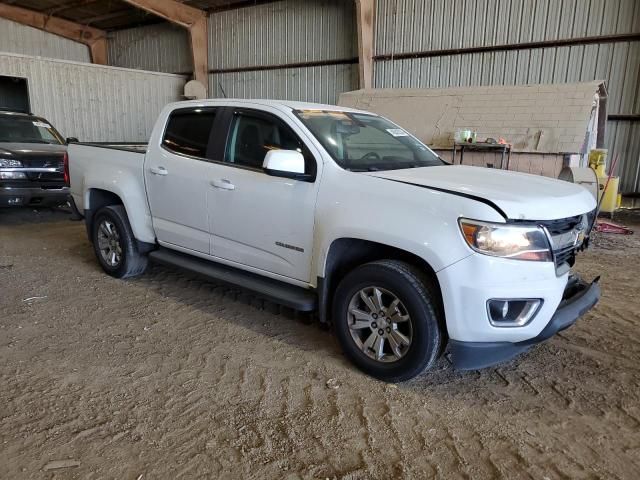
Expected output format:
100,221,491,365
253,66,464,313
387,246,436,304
0,116,63,144
294,110,445,171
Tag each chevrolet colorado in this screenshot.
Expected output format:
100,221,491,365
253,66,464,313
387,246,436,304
68,99,600,382
0,109,71,207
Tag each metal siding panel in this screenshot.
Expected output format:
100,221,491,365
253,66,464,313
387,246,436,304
208,0,355,70
209,63,357,105
375,41,639,113
585,0,606,36
0,53,184,142
552,46,570,82
0,18,90,62
432,0,445,51
565,45,585,82
607,120,640,193
107,23,192,74
600,0,622,36
374,0,639,55
558,0,578,39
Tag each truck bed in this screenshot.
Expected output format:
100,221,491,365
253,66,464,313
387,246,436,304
67,142,151,237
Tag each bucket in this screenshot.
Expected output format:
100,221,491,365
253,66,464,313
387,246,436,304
598,176,619,213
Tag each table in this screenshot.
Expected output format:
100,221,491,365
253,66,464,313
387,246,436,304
452,141,512,170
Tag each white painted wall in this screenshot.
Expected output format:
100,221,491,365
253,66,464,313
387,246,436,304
0,53,186,142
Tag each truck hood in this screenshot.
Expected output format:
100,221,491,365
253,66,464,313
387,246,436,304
0,142,66,159
366,165,596,220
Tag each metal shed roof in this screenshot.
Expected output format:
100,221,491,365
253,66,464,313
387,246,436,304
2,0,263,30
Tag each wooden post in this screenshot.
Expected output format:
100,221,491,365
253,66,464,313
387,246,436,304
355,0,375,90
0,3,107,64
189,16,209,93
89,38,108,65
122,0,209,95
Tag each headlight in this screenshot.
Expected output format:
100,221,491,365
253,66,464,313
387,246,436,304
0,159,22,167
459,218,552,261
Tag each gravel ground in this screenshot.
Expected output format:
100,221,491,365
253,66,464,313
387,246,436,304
1,207,639,479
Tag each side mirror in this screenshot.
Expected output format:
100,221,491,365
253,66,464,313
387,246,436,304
263,150,311,180
66,137,79,144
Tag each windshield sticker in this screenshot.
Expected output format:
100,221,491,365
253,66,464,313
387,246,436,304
33,121,51,129
386,128,409,137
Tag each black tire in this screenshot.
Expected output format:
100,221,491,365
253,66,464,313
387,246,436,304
92,205,148,279
333,260,442,382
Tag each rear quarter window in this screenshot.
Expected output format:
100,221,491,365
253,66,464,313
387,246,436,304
162,108,217,158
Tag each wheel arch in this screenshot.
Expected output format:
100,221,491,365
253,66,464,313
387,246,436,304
84,188,155,250
84,188,123,242
317,238,445,330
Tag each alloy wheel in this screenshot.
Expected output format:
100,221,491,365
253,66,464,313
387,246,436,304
96,219,122,267
347,286,413,363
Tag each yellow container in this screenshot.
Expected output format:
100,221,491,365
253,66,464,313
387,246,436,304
598,176,619,213
589,149,608,177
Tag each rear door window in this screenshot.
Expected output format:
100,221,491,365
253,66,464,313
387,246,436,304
162,108,217,159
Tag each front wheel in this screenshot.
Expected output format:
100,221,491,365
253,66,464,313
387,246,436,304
333,260,443,382
92,205,148,279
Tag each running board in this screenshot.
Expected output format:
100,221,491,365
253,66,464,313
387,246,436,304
149,248,317,311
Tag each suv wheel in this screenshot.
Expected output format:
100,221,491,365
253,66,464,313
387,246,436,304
92,205,148,278
333,260,442,382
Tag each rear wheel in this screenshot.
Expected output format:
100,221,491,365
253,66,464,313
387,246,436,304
92,205,148,278
333,260,442,382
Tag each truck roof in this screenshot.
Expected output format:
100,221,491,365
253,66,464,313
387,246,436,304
167,98,371,115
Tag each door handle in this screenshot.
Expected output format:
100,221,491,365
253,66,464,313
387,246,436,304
210,179,235,191
150,166,168,176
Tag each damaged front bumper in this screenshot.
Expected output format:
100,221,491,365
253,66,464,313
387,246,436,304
449,275,601,370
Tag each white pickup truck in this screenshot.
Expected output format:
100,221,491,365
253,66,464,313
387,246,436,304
68,99,600,382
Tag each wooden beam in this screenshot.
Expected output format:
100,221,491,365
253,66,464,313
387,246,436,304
0,3,107,64
122,0,208,95
121,0,202,28
355,0,375,89
90,37,108,65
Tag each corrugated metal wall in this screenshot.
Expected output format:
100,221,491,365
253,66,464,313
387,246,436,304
210,64,358,104
208,0,358,104
108,23,193,74
607,121,640,195
0,18,90,63
0,53,185,142
374,0,640,193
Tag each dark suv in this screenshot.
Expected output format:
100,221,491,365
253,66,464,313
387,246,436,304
0,110,72,207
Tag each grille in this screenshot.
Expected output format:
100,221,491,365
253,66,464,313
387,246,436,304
538,215,582,235
553,244,576,269
536,212,593,270
24,157,64,183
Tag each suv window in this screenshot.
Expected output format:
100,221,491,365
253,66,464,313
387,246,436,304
0,115,63,144
163,108,217,158
225,111,316,176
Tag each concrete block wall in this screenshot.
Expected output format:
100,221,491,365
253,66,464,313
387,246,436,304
340,82,602,155
435,150,564,179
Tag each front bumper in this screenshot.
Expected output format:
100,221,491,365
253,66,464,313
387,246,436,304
0,186,69,207
449,275,600,370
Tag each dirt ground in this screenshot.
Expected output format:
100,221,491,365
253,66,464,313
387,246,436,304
1,207,639,480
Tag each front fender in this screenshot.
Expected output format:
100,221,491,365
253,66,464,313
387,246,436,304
312,165,505,281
